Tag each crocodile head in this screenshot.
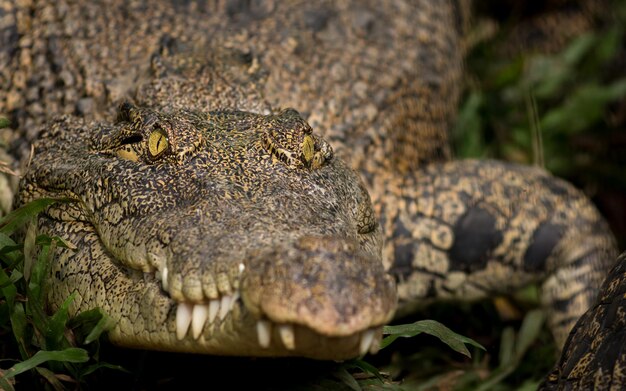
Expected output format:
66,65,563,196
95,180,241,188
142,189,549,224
19,103,397,360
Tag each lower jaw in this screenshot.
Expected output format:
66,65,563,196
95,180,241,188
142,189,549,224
108,298,383,361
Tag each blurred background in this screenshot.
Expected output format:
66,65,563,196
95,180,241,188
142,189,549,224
455,0,626,249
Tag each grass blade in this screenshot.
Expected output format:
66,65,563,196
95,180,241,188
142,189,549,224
0,199,65,236
2,348,89,380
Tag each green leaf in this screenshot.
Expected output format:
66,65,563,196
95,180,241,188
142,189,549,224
0,117,9,129
514,309,545,359
2,348,89,380
381,320,485,358
78,361,129,378
28,239,56,302
498,326,515,368
22,220,37,281
69,308,116,344
45,293,76,350
346,359,384,383
0,232,19,263
454,92,486,158
0,267,17,307
0,199,64,236
540,79,626,135
562,32,596,65
9,302,29,359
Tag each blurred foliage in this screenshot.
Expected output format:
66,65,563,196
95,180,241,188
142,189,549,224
454,0,626,248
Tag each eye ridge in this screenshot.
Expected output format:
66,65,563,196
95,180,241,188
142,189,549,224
120,135,142,146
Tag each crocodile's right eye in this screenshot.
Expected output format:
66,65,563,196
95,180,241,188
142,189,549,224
148,128,169,159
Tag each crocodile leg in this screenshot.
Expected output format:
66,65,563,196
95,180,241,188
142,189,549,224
383,159,618,348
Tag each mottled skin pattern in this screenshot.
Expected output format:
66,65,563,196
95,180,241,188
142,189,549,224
384,161,617,347
19,104,395,359
539,251,626,391
0,0,620,374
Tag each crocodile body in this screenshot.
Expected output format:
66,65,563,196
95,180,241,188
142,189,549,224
1,0,620,378
539,251,626,391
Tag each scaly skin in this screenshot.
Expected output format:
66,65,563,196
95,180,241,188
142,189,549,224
20,104,396,359
3,0,621,371
539,251,626,391
382,160,617,346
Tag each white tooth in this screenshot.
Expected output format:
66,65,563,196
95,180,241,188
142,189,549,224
208,299,220,323
218,295,231,320
175,302,193,340
369,332,381,355
257,320,272,348
149,252,169,291
238,263,245,274
359,330,375,356
278,324,296,350
191,304,209,339
161,265,169,291
229,291,240,311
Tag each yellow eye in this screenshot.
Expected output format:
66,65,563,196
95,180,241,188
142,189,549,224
302,135,315,164
148,128,168,158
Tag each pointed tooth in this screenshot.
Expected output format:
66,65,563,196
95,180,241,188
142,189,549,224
238,263,245,274
278,324,296,350
150,252,169,291
257,320,272,348
229,291,240,311
218,295,231,320
359,330,375,356
191,304,209,339
175,302,193,340
161,265,169,291
369,331,381,354
208,299,220,323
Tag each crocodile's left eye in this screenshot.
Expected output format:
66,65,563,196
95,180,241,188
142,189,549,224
148,128,169,158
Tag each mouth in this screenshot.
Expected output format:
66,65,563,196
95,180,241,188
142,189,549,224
140,235,395,360
171,296,383,357
165,285,385,358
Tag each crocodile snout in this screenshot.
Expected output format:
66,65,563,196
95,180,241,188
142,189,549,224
241,235,397,355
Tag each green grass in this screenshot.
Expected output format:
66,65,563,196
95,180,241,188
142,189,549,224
0,200,497,390
0,200,125,390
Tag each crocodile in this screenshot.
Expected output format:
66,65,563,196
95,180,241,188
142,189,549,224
1,0,620,369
